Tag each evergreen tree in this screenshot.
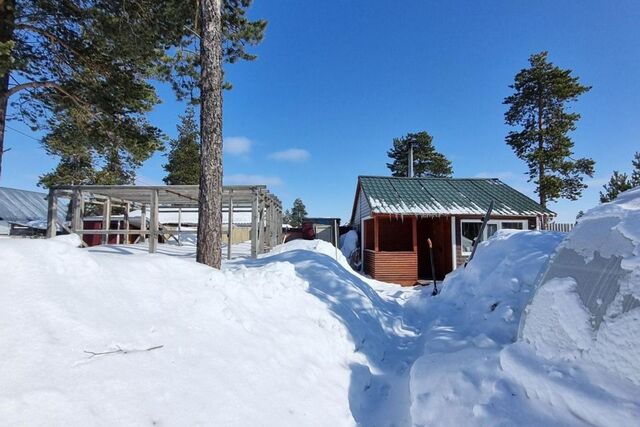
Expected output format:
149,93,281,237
0,0,186,180
599,151,640,203
288,198,307,228
163,107,200,185
386,131,453,177
631,151,640,186
504,52,595,208
600,171,633,203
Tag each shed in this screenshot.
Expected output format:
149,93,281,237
0,187,68,235
350,176,554,285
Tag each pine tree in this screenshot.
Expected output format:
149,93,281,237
631,151,640,186
386,131,453,177
164,107,200,185
600,171,633,203
504,52,595,208
288,198,307,227
0,1,186,180
599,151,640,203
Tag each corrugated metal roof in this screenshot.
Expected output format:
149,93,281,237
358,176,554,217
0,187,68,223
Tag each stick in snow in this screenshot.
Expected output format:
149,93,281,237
84,345,163,359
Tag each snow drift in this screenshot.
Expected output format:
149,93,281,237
521,187,640,384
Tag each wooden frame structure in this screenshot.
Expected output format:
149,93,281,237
45,185,283,259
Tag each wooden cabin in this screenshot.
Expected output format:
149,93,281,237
350,176,554,285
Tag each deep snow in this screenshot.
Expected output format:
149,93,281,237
1,206,639,426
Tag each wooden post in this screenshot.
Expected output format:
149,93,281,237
373,215,379,252
46,188,57,238
123,202,130,244
101,198,111,245
177,207,182,246
149,189,159,253
227,195,233,260
71,189,82,233
140,204,147,243
250,191,258,258
412,216,417,253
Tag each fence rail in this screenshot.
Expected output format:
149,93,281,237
545,222,574,232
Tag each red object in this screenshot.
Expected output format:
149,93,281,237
301,222,315,240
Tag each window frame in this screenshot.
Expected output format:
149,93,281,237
460,219,529,255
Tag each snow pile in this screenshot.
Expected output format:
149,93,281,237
522,187,640,384
409,229,640,426
0,236,357,425
339,230,358,260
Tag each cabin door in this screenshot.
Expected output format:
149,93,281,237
417,216,453,281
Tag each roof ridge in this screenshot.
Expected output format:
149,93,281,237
358,175,500,181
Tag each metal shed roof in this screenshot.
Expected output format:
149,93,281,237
0,187,68,223
356,176,554,217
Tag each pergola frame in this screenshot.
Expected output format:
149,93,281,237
46,185,283,259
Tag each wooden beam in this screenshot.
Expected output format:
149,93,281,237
251,192,258,258
412,216,417,253
374,215,379,252
149,190,159,253
124,202,130,244
71,189,82,233
101,198,111,245
140,204,147,243
46,189,57,238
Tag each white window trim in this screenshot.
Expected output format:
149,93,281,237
460,219,528,256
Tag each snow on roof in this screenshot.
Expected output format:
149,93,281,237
0,186,68,224
356,176,553,217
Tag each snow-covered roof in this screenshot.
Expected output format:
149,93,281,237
0,187,68,224
354,176,554,218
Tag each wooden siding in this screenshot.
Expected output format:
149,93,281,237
353,190,371,229
364,249,417,286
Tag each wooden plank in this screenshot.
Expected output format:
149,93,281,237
101,198,111,245
46,189,57,238
71,189,82,233
123,202,130,244
412,216,417,253
374,216,379,252
140,204,147,243
149,190,159,253
250,192,258,258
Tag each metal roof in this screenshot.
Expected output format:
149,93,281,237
357,176,554,217
0,187,68,223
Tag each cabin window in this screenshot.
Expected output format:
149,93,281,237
460,219,528,255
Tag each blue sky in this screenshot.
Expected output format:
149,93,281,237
2,0,639,222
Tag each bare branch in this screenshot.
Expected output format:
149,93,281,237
84,345,164,359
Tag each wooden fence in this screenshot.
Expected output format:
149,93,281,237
545,222,574,232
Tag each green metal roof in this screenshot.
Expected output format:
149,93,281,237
357,176,554,217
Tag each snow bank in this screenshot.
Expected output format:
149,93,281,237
339,230,358,260
409,229,640,426
522,187,640,385
0,238,357,426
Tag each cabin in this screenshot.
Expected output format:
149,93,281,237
0,186,68,236
350,176,554,285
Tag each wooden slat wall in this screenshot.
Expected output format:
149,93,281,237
364,249,417,286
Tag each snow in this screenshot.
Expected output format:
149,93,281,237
2,197,639,426
339,230,358,260
521,187,640,385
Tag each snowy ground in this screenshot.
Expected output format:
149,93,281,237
1,203,639,425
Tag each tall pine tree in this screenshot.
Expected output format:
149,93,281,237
504,52,595,208
386,131,452,177
164,106,200,185
0,0,186,181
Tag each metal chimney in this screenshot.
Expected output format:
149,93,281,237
408,142,416,178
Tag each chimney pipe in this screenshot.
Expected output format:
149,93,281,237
408,143,415,178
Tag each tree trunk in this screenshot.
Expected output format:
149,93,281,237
537,93,546,209
0,0,15,180
196,0,224,268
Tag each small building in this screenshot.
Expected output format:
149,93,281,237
0,187,68,236
350,176,553,285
